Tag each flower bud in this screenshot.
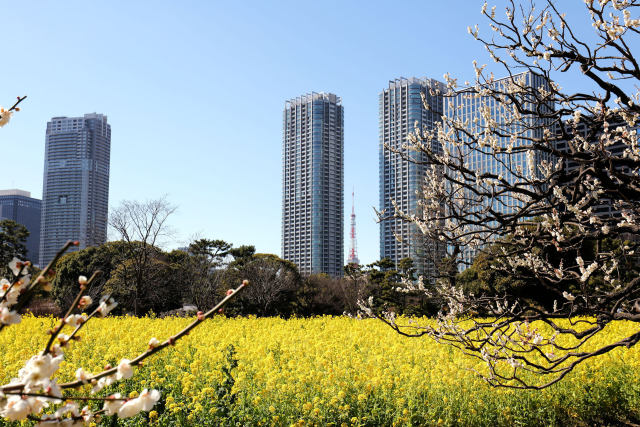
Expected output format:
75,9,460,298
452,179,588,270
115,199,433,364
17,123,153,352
148,337,160,349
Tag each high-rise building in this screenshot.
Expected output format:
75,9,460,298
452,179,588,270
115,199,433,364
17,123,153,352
0,189,41,264
282,92,344,277
379,77,446,281
447,71,552,266
40,114,111,266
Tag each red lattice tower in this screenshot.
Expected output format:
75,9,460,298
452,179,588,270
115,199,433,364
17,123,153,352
347,189,360,265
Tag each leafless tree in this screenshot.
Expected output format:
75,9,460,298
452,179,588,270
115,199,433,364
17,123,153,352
342,265,375,314
109,197,176,315
365,0,640,389
225,254,300,316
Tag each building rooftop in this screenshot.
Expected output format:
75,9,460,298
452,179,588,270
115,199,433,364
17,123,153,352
285,92,341,107
0,189,31,197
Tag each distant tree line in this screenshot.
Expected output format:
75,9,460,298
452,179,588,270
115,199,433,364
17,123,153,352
1,199,553,318
48,236,439,317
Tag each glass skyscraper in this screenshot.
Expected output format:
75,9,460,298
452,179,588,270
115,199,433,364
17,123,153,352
282,92,344,277
447,71,552,266
40,114,111,266
379,77,446,281
0,189,41,264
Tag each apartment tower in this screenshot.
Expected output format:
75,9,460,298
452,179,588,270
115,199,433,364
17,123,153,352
40,114,111,266
282,93,344,277
379,77,446,281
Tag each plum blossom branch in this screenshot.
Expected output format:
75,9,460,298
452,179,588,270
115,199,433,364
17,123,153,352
0,239,249,423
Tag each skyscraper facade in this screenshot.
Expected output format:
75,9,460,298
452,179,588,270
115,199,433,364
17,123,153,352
40,114,111,266
379,77,446,280
447,71,552,266
0,189,41,264
282,92,344,277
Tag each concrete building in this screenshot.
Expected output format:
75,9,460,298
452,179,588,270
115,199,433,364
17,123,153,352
0,189,41,264
282,92,343,277
40,114,111,266
379,77,446,281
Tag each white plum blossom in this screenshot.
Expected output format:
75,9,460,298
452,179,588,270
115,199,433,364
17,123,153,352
137,389,161,411
92,374,116,394
65,314,87,328
1,288,20,306
97,296,118,317
7,258,23,276
1,396,30,420
102,393,124,416
78,295,92,309
0,246,168,423
0,306,20,325
75,367,91,383
18,353,64,385
117,389,161,418
57,334,70,345
116,359,133,380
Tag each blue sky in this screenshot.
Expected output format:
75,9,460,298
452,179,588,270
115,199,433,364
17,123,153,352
0,1,594,265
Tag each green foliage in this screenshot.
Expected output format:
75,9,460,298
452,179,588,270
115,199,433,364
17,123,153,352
52,241,128,309
294,273,348,316
456,233,640,313
213,345,238,422
188,239,231,267
52,241,187,315
104,251,184,314
0,219,29,276
456,244,534,298
364,258,437,316
227,245,256,266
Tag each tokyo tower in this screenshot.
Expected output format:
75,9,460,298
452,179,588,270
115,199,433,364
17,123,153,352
347,189,360,265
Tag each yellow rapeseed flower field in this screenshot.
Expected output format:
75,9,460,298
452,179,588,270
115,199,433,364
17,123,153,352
0,316,638,426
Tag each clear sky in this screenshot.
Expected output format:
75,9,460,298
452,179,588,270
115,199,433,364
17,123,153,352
0,1,594,265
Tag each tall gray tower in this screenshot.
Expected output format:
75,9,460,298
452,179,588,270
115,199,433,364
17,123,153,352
282,93,344,277
40,114,111,266
379,77,445,281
